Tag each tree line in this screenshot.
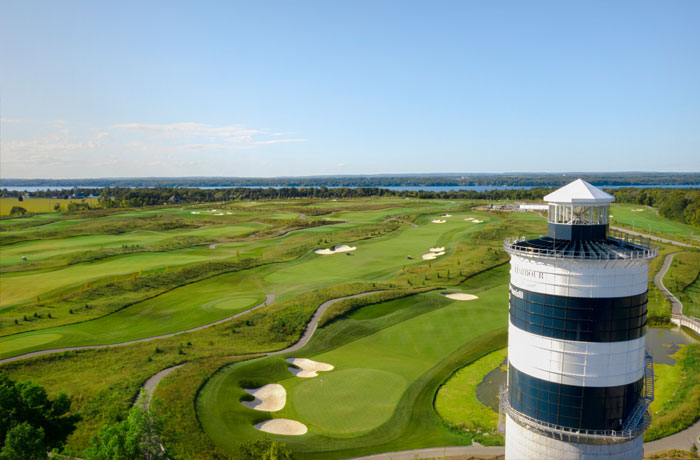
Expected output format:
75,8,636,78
3,185,699,229
1,172,699,188
610,188,700,228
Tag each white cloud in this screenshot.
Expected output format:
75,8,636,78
0,119,308,178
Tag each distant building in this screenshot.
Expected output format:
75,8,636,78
501,179,657,460
518,203,548,212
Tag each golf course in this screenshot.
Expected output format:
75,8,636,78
0,195,698,459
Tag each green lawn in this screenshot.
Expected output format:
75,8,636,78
0,211,496,357
197,266,509,459
435,347,506,432
0,273,266,358
611,204,700,241
0,222,265,267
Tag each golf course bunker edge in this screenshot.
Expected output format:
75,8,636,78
286,358,334,378
241,384,286,412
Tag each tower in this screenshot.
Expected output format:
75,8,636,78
502,179,656,460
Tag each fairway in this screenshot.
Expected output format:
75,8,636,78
611,203,699,240
0,211,493,357
0,273,266,358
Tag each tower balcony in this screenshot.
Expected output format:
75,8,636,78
499,387,650,445
503,230,657,261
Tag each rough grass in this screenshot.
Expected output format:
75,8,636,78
434,348,506,441
0,197,100,215
666,252,700,318
645,343,700,441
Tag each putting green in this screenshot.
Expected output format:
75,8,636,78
0,333,63,353
291,368,406,435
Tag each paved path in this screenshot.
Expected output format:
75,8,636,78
140,290,384,402
0,294,275,365
655,253,685,315
611,226,695,249
270,290,383,355
345,446,504,459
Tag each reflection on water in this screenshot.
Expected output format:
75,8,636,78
476,357,507,411
475,327,696,409
646,327,695,365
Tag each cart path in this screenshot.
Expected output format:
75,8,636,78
655,252,685,315
140,290,384,405
0,294,274,365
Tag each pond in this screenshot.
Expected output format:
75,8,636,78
475,326,697,410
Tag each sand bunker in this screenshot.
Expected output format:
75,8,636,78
214,213,224,216
314,244,357,255
471,219,484,223
431,219,447,224
429,247,445,252
422,251,445,260
287,358,334,378
632,208,645,212
443,293,479,301
441,214,452,217
242,384,286,412
464,217,474,221
254,419,307,435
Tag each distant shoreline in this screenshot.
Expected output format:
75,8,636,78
1,172,699,190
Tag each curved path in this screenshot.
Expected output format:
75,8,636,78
655,252,685,315
140,290,384,404
0,294,275,365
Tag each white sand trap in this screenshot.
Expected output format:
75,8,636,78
190,211,200,214
226,212,232,215
287,358,334,378
422,251,445,260
214,213,224,216
254,419,307,435
210,209,217,212
429,247,445,252
471,219,483,223
314,244,357,255
443,293,479,301
242,384,286,412
441,214,452,217
464,217,474,221
431,219,447,224
632,208,645,212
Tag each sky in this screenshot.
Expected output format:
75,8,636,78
1,1,699,179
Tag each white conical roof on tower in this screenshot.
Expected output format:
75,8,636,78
543,178,615,204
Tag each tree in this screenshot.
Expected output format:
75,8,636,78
8,206,26,216
0,423,47,460
84,398,166,460
238,437,295,460
0,374,80,457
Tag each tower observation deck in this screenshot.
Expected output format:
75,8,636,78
502,179,657,460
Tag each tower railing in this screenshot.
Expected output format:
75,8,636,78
499,386,650,445
503,236,658,260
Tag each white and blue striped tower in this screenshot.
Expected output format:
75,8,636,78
501,179,657,460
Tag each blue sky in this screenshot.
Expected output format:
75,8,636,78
1,1,699,178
